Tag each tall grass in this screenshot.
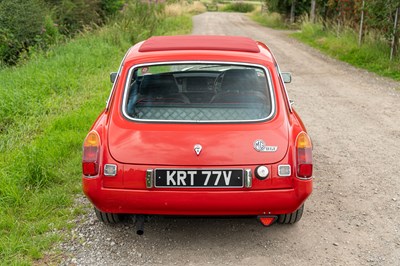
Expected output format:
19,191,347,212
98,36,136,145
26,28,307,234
166,0,206,16
292,20,400,80
222,2,255,13
0,1,192,264
250,9,287,29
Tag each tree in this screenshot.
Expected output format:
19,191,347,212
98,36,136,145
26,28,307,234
310,0,316,23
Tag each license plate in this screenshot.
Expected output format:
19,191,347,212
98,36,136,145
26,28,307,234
154,169,243,188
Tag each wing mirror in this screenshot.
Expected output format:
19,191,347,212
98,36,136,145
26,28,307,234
281,72,292,83
110,72,117,83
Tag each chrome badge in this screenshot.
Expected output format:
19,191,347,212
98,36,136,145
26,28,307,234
194,144,202,155
253,140,277,152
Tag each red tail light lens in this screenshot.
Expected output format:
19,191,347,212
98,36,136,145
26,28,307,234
82,131,101,176
296,132,313,178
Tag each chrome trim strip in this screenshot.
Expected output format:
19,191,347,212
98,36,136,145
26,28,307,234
280,72,293,113
245,169,252,188
297,176,313,180
121,61,276,123
106,47,132,110
146,169,153,188
270,50,293,113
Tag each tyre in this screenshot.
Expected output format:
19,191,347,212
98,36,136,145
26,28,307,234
277,204,304,224
94,208,121,224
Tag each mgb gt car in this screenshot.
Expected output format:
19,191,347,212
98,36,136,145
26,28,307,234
82,35,313,234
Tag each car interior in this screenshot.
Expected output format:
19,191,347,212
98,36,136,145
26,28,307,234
125,67,273,121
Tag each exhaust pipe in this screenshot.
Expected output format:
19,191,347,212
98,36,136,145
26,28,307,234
135,215,145,235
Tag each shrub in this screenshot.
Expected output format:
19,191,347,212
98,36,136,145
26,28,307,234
100,0,125,17
0,0,48,64
223,2,255,13
251,11,286,29
49,0,104,35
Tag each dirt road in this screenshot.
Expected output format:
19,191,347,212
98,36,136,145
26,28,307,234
61,12,400,265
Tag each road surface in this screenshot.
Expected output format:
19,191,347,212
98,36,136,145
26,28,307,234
60,12,400,265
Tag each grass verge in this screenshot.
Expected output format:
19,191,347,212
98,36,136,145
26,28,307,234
222,2,255,13
250,10,287,29
0,2,192,265
292,21,400,81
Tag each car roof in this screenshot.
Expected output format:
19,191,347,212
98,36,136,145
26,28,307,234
138,35,261,53
124,35,276,66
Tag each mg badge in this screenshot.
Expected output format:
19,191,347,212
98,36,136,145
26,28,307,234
194,144,202,156
254,140,277,152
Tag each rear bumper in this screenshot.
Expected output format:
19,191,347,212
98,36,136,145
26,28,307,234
83,177,312,216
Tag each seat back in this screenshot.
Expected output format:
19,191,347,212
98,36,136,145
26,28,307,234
220,69,259,93
138,74,189,104
139,74,179,96
212,69,268,103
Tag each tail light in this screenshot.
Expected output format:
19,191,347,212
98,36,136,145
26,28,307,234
296,132,313,178
82,131,101,177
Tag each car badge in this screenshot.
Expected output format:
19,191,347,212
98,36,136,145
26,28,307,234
194,144,202,156
254,140,277,152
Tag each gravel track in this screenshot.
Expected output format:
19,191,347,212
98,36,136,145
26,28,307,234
60,12,400,266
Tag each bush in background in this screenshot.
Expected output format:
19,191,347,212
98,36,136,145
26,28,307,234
47,0,104,35
223,2,255,13
0,0,125,66
100,0,125,17
251,10,286,29
0,0,53,65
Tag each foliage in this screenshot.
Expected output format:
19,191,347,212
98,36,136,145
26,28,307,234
260,0,400,59
223,2,255,13
100,0,125,17
264,0,310,17
0,0,50,64
262,0,400,32
0,1,192,264
251,11,287,29
292,21,400,80
364,0,400,40
43,0,105,35
0,0,126,66
166,0,206,16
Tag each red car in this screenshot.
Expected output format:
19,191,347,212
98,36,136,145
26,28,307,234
82,35,313,234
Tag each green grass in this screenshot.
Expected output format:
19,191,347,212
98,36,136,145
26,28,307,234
222,2,255,13
0,2,192,265
292,21,400,81
251,11,287,29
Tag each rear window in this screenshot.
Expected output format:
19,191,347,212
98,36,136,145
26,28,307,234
122,63,275,122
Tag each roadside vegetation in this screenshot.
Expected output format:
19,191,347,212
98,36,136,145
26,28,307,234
251,0,400,81
200,0,259,13
0,1,196,264
222,2,255,12
292,20,400,80
250,8,287,29
0,0,125,66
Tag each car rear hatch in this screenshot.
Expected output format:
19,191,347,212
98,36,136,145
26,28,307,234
107,120,289,166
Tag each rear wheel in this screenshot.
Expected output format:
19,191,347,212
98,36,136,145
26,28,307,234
94,208,121,224
277,204,304,224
